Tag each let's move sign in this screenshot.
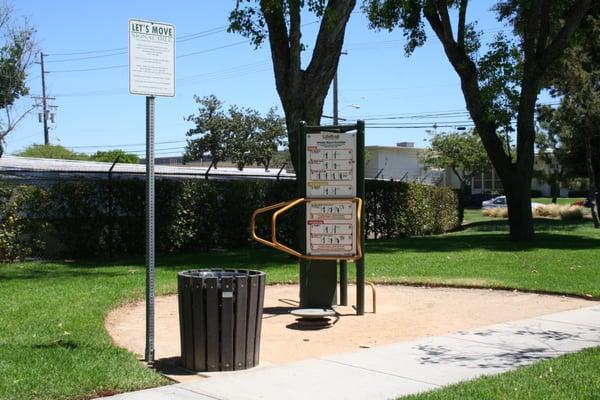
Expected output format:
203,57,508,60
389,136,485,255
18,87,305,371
129,19,175,97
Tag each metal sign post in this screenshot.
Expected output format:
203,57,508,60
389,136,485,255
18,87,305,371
129,18,175,363
145,96,155,362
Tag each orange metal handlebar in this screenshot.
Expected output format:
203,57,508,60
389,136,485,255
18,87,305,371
250,197,363,261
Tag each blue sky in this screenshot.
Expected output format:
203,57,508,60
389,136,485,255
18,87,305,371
6,1,524,157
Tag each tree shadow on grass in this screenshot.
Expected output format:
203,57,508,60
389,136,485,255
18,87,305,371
0,266,133,282
0,248,297,281
368,219,600,253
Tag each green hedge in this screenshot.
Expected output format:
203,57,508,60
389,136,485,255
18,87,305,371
0,179,462,260
365,180,462,238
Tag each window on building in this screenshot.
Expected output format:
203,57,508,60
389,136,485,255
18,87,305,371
473,173,482,189
484,170,493,191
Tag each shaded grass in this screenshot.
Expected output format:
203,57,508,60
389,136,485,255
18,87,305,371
0,217,599,399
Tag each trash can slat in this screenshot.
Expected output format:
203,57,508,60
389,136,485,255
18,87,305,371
234,275,248,370
205,277,219,371
181,276,195,370
177,275,187,368
253,273,266,366
220,277,234,371
245,274,259,367
192,277,206,371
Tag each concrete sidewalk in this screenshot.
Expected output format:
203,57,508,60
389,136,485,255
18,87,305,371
100,305,600,400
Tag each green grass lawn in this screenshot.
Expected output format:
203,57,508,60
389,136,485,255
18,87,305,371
0,217,599,399
403,347,600,400
532,197,584,206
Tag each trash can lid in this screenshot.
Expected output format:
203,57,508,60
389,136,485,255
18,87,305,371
179,269,265,279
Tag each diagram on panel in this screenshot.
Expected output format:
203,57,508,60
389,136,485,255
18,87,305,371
306,133,356,198
306,200,356,256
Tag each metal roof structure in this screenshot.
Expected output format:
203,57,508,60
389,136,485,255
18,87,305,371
0,156,294,183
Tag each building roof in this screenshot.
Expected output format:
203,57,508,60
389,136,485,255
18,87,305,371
0,156,294,182
366,145,426,152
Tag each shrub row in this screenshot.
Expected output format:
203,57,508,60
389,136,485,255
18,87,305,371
0,179,462,261
365,180,462,238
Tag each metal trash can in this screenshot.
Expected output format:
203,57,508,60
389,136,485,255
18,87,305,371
177,269,266,372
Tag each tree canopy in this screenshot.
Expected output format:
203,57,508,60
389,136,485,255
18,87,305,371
542,12,600,225
0,3,36,158
364,0,593,241
16,144,89,160
15,144,139,163
184,95,287,170
421,130,490,193
89,150,140,164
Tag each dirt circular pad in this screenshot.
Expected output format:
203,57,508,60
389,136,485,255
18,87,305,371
106,284,591,380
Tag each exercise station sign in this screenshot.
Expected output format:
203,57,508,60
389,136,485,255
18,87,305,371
129,19,175,97
305,131,358,257
306,199,357,257
306,132,357,198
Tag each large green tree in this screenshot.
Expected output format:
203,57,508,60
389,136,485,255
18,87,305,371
229,0,356,170
184,95,287,170
543,13,600,226
421,130,491,194
364,0,592,241
0,3,36,158
184,95,230,168
254,108,287,171
535,105,578,204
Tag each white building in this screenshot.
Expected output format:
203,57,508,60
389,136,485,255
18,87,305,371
365,143,566,196
365,142,445,186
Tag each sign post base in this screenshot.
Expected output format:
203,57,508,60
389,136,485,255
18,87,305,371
299,260,338,308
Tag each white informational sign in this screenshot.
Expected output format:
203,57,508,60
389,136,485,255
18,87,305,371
129,19,175,97
306,132,356,198
306,200,356,257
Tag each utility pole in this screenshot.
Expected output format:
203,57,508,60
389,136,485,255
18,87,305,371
333,51,348,306
33,53,56,145
40,53,48,144
332,51,347,126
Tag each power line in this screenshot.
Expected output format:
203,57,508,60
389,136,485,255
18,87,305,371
52,61,272,96
177,40,249,59
46,25,229,59
67,139,187,149
49,64,128,73
47,40,251,73
367,124,475,129
46,51,128,64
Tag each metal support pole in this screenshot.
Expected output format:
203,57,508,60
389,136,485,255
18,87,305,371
145,96,156,363
356,120,366,315
339,260,348,306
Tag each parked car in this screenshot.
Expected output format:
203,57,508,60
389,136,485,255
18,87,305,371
481,196,543,209
571,194,595,208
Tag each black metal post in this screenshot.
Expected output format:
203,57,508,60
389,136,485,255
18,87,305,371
356,120,366,315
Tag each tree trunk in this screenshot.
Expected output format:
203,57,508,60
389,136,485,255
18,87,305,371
284,101,323,171
550,176,560,204
584,133,600,228
505,175,535,241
